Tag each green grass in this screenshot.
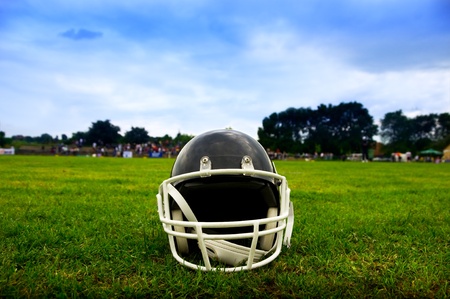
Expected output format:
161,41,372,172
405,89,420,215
0,156,449,298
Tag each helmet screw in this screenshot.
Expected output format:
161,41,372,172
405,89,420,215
241,155,254,171
200,156,212,174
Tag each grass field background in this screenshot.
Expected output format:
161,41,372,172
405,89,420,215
0,156,449,298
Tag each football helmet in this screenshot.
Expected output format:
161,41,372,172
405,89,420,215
156,129,294,271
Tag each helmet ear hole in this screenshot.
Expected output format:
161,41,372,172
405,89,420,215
172,209,189,254
259,207,278,250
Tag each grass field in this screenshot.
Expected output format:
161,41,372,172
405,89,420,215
0,155,449,298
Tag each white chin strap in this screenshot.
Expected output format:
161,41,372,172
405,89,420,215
204,240,266,266
168,184,274,266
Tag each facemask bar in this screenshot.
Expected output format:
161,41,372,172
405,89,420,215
156,168,293,271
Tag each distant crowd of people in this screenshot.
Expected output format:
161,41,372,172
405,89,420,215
52,138,182,158
266,148,335,161
33,137,447,163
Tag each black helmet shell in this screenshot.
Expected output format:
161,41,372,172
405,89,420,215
171,130,275,177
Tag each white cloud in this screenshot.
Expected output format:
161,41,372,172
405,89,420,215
1,0,449,140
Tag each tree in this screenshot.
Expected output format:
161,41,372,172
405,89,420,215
434,113,450,150
86,120,121,146
437,113,450,140
331,102,378,154
173,132,194,146
380,110,411,152
410,114,437,150
0,131,5,147
306,104,334,154
39,133,53,144
303,102,376,155
258,108,313,153
380,111,450,153
123,127,150,144
258,112,281,151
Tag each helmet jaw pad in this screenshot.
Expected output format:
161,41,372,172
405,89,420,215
259,207,278,251
172,209,189,254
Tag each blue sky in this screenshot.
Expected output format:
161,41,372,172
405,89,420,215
1,0,449,140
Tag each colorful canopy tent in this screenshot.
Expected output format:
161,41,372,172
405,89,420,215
419,149,443,156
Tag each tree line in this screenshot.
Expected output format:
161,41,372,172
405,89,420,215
2,101,449,156
380,110,450,154
257,102,450,156
1,120,194,150
258,102,378,155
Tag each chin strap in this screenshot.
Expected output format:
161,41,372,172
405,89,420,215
203,240,266,266
167,183,293,267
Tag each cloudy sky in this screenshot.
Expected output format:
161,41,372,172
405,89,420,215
1,0,449,140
